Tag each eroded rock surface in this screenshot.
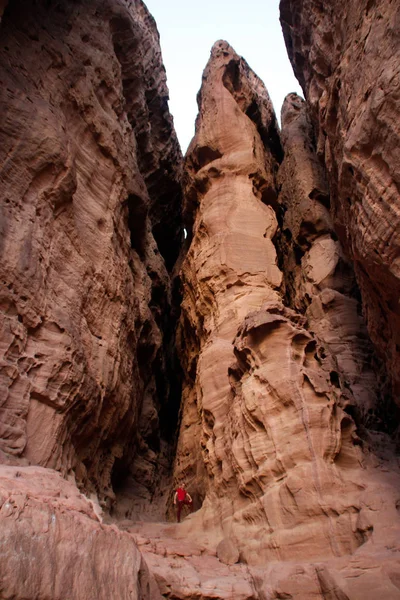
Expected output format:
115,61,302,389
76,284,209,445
278,92,384,426
1,0,400,598
0,0,182,505
174,39,282,519
0,465,162,600
280,0,400,399
0,0,185,596
173,39,400,597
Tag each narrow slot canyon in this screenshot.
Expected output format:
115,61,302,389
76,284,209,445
0,0,400,599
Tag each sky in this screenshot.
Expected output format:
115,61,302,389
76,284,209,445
144,0,303,153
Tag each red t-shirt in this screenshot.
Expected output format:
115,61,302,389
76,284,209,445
176,488,186,501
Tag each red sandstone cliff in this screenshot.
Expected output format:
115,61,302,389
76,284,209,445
0,0,182,502
170,39,400,598
1,0,400,598
278,92,383,428
0,0,181,597
280,0,400,402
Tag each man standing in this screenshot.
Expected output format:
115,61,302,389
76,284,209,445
173,482,193,523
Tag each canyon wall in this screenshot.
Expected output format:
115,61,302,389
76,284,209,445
278,92,382,427
0,0,182,506
0,1,181,597
1,0,400,598
280,0,400,402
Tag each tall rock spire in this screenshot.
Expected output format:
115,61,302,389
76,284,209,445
175,42,283,528
174,41,400,581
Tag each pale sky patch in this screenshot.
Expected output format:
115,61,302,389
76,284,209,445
144,0,303,153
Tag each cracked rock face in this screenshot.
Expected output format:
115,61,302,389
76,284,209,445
280,0,400,400
173,40,400,596
0,0,182,502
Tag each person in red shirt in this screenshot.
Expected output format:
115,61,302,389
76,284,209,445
173,482,193,523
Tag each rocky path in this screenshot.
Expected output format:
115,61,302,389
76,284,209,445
114,518,258,600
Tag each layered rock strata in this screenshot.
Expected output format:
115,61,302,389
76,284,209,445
0,0,185,597
0,0,182,506
280,0,400,400
129,513,400,600
174,41,400,597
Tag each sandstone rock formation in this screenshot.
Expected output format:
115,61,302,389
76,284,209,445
173,38,400,597
0,465,162,600
174,39,283,519
278,92,382,424
0,0,185,596
1,0,400,598
280,0,400,401
0,0,182,507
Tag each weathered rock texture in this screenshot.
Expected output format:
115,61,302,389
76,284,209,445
0,0,182,507
0,465,162,600
278,93,383,426
0,0,185,596
173,39,400,597
175,39,283,518
280,0,400,401
1,0,400,597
